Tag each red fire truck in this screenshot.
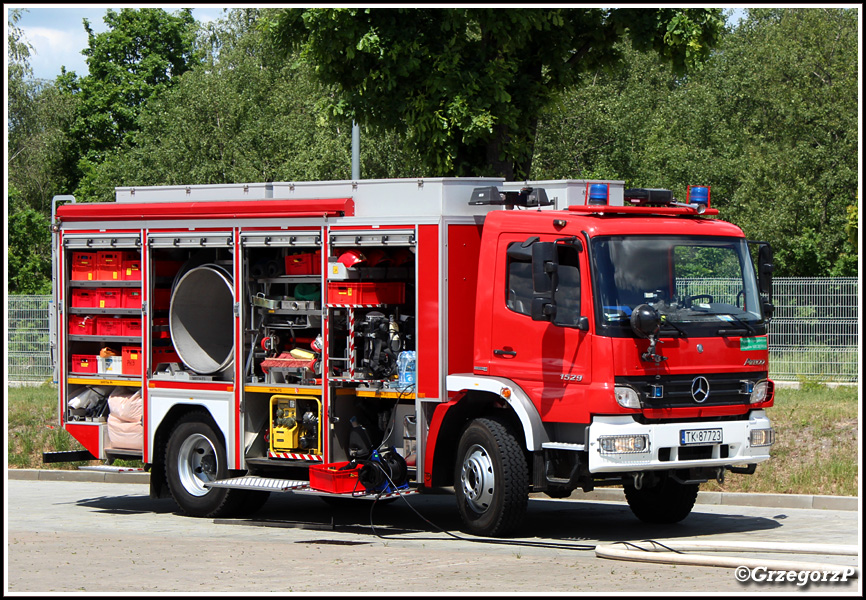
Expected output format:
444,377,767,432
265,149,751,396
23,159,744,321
48,177,776,536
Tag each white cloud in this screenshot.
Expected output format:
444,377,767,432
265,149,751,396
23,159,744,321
20,25,90,79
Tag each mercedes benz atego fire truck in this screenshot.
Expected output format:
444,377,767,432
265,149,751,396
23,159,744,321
48,177,775,536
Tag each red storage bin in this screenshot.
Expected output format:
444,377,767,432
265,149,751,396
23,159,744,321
285,251,322,275
309,462,362,494
152,317,170,339
153,346,180,365
71,252,96,281
153,260,183,278
327,282,405,306
122,346,142,375
152,288,171,310
69,315,96,336
97,288,123,309
122,252,142,281
122,318,142,337
71,354,98,374
71,289,98,309
122,288,142,309
97,316,124,337
97,251,123,281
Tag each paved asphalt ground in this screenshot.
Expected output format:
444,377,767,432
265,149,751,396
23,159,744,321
5,469,862,595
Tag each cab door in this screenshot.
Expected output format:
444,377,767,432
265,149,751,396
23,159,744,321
486,232,592,422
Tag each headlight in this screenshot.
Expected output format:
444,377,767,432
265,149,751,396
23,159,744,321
750,380,772,404
614,385,641,409
599,434,650,454
750,428,775,447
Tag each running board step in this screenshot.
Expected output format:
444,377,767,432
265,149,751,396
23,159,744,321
78,465,145,473
205,475,419,500
542,442,586,451
205,476,309,493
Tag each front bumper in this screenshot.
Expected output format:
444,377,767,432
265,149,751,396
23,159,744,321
587,410,773,474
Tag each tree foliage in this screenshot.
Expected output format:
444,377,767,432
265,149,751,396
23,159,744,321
532,8,858,276
5,7,858,287
85,9,424,198
267,8,724,180
66,8,200,200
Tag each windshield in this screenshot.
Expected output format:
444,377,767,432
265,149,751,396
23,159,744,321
591,235,765,337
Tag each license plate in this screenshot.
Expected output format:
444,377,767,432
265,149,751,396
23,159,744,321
680,428,723,445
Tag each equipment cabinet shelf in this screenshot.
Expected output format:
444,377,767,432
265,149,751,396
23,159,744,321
68,280,141,288
255,275,321,284
68,376,142,387
68,335,142,344
68,308,142,316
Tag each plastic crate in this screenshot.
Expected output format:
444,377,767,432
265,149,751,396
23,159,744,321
152,287,171,310
97,288,123,309
152,317,170,339
71,252,96,281
153,345,180,365
71,354,98,374
71,289,98,309
309,461,362,494
96,251,123,281
122,346,142,375
122,253,142,281
153,260,183,278
98,355,123,375
69,315,96,336
122,288,142,309
122,318,142,337
97,316,124,337
327,282,405,306
285,251,322,275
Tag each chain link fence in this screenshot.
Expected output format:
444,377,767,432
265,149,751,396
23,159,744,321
7,278,860,384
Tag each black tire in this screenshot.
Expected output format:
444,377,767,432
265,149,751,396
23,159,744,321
454,417,528,537
624,475,699,524
165,412,248,518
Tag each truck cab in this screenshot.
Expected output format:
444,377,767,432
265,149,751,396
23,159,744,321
440,186,775,534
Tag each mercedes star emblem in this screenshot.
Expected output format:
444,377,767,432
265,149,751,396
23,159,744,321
691,376,711,403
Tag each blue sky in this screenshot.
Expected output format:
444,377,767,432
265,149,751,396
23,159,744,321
10,5,750,83
11,5,224,81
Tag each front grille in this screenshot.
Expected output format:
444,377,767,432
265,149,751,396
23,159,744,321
616,371,767,409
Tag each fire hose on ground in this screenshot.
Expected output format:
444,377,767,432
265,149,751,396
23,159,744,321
594,539,859,575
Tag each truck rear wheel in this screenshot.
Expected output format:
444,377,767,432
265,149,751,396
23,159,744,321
165,412,249,517
454,417,528,537
624,475,699,524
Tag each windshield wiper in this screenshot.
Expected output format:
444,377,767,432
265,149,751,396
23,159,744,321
659,319,688,338
716,313,757,337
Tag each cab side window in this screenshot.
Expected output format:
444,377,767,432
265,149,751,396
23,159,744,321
506,244,581,324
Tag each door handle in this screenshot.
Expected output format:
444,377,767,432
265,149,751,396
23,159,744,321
494,349,517,357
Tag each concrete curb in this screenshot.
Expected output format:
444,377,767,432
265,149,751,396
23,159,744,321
8,469,859,511
565,488,860,512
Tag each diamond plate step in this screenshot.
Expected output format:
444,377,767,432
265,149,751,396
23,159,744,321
205,476,310,492
78,465,145,473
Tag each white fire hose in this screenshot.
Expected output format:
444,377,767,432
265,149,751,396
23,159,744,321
595,540,859,574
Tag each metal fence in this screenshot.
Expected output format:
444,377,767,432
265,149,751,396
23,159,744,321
6,278,860,384
7,295,53,384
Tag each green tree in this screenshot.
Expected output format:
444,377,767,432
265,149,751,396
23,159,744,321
93,9,424,192
7,9,75,293
67,8,200,200
268,8,724,180
533,8,858,277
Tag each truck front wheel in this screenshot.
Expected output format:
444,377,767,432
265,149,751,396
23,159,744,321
165,412,249,517
454,417,528,537
624,475,699,524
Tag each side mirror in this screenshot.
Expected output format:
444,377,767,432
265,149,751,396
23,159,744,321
758,244,773,296
531,241,558,322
